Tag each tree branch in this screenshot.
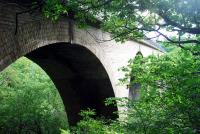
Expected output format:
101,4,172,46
159,12,200,34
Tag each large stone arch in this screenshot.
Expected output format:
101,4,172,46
0,20,117,90
26,42,118,125
0,0,164,124
0,20,121,125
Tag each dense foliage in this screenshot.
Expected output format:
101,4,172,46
41,0,200,46
59,109,123,134
2,1,200,132
60,47,200,134
116,47,200,133
0,41,199,134
0,57,68,133
55,47,200,134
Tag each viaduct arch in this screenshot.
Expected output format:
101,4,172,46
26,43,118,125
0,0,164,125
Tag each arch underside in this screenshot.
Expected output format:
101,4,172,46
26,43,118,126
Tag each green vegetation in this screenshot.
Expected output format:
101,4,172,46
1,1,200,133
70,109,123,134
119,47,200,133
67,47,200,134
0,49,199,134
42,0,200,46
0,57,68,133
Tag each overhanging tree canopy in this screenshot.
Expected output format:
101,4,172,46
41,0,200,45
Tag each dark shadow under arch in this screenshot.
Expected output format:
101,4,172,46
25,43,118,126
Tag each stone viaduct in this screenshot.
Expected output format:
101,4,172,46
0,0,164,125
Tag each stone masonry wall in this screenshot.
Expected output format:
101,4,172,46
0,0,163,104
